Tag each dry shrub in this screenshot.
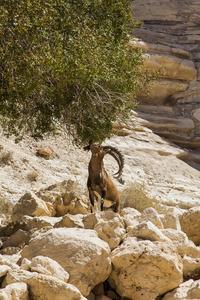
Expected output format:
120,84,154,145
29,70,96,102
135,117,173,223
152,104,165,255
27,171,39,182
0,151,13,165
120,182,165,213
0,197,13,217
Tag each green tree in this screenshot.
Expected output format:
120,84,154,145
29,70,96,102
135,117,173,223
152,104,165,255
0,0,152,144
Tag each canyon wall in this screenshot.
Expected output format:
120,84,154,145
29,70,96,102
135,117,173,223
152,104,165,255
132,0,200,150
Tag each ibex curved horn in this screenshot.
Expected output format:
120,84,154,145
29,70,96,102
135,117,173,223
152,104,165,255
103,145,124,179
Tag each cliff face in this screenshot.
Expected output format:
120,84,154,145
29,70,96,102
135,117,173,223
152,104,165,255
132,0,200,151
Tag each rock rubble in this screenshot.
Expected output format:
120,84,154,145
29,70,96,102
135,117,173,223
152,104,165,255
0,180,199,299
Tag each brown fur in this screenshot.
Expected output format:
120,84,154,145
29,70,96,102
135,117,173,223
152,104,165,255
84,141,122,213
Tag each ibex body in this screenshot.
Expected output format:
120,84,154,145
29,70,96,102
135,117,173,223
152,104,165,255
84,141,124,213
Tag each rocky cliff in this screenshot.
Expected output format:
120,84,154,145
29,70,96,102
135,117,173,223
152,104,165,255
132,0,200,153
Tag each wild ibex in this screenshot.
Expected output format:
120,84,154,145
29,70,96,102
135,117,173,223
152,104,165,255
84,140,124,213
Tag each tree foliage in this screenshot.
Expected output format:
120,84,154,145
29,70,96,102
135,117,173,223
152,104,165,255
0,0,152,144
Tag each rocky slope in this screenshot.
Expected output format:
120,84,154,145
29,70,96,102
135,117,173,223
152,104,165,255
0,113,200,299
1,113,200,210
0,176,200,299
131,0,200,154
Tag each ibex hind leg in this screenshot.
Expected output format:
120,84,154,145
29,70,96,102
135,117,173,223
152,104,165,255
101,190,106,211
114,198,120,213
88,188,95,213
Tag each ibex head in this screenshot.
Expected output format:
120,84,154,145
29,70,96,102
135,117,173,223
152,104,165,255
84,140,124,179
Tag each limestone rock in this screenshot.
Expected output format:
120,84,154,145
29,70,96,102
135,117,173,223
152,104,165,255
3,229,30,248
138,79,188,105
161,228,190,257
0,265,11,278
0,282,28,300
131,0,200,149
30,256,70,283
55,214,84,228
54,192,91,216
160,211,181,230
109,237,183,300
36,180,78,203
3,268,86,300
180,206,200,245
162,279,200,300
20,228,111,296
21,215,61,231
140,207,163,229
127,221,170,242
142,52,196,81
83,211,126,250
11,192,56,222
36,145,54,158
183,256,200,280
120,207,141,228
186,241,200,259
21,258,31,271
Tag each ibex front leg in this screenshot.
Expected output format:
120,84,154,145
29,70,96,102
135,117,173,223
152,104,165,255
101,190,106,211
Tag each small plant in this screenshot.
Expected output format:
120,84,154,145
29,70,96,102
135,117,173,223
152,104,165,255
0,151,13,166
27,171,39,182
120,182,164,213
0,197,13,217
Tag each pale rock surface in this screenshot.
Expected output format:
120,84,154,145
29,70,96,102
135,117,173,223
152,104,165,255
142,52,197,81
0,265,11,278
21,258,31,271
161,228,190,257
20,227,111,296
36,180,78,203
21,215,61,231
119,208,141,229
0,282,28,300
55,214,84,228
1,113,200,213
180,206,200,245
30,256,70,282
83,211,126,250
162,279,200,300
109,237,183,300
139,207,163,229
183,256,200,280
11,192,56,222
186,241,200,259
160,209,182,231
3,268,86,300
36,145,54,158
54,192,91,216
131,0,200,149
127,221,170,242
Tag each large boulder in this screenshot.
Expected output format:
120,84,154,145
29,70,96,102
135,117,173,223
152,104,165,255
108,237,183,300
0,282,28,300
162,279,200,300
3,268,86,300
127,221,170,242
20,228,111,296
11,192,56,221
161,228,190,257
30,256,70,283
